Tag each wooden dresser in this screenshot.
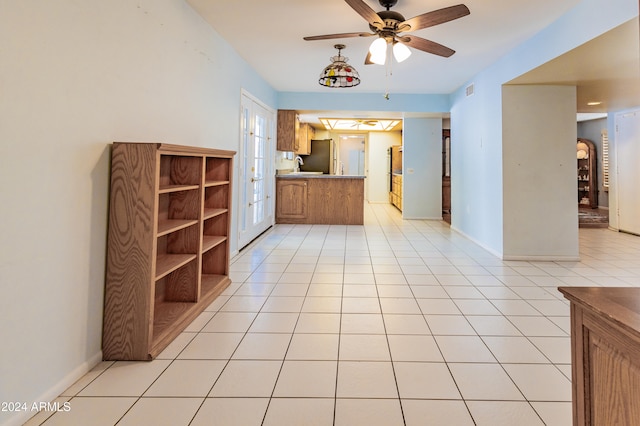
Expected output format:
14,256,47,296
558,287,640,425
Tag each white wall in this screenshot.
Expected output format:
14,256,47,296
402,117,443,219
0,1,275,425
450,78,504,255
449,0,637,257
502,85,579,260
367,132,403,203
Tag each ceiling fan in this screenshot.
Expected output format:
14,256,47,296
304,0,470,64
351,119,379,127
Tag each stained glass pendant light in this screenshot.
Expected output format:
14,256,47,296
318,44,361,88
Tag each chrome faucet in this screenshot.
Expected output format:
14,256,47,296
294,155,304,172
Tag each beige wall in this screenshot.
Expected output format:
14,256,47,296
0,1,275,424
502,85,579,260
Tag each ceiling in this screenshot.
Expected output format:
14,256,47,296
509,18,640,114
187,0,639,119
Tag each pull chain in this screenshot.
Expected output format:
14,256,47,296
384,41,393,100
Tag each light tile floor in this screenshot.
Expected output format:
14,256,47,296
28,204,640,425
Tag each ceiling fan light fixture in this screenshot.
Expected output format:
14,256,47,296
318,44,361,88
370,52,387,65
369,37,388,56
369,38,388,64
393,41,411,62
303,1,470,63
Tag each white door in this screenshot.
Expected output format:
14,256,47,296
615,109,640,235
238,92,275,248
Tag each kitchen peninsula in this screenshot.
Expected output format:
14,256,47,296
276,174,365,225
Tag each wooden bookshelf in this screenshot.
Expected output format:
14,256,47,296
103,142,235,360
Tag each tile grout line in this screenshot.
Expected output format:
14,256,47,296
258,224,319,426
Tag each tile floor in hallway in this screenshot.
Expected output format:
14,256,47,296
28,203,640,426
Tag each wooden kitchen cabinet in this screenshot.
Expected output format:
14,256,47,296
391,174,402,211
276,176,364,225
559,287,640,425
296,122,315,155
103,142,234,360
276,179,308,220
277,109,299,152
389,145,403,211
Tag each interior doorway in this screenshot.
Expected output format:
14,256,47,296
615,109,640,235
442,129,451,223
338,134,366,176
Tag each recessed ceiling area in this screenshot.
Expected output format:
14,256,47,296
319,118,402,132
508,18,640,113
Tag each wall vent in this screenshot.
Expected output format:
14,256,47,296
465,83,474,97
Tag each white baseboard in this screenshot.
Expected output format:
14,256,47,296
3,351,103,426
403,216,443,220
449,225,503,259
502,254,581,261
449,225,581,261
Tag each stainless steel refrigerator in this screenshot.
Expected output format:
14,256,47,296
299,139,336,174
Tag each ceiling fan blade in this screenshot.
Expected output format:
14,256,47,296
304,32,375,41
345,0,384,29
364,51,374,65
402,36,456,58
397,4,470,33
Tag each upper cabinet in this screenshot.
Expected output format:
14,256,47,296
277,109,299,152
276,109,315,155
297,122,315,155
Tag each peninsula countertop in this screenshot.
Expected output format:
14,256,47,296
276,173,365,179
